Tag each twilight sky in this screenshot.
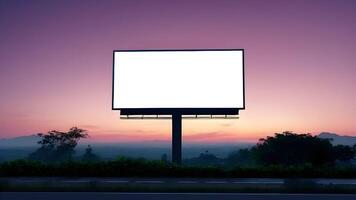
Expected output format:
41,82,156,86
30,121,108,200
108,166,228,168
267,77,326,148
0,0,355,143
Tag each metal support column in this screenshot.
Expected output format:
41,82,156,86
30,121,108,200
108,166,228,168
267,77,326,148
172,113,182,164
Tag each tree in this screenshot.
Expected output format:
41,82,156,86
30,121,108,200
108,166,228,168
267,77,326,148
82,145,100,162
252,131,334,166
333,145,355,161
225,148,255,166
28,127,88,162
193,150,220,165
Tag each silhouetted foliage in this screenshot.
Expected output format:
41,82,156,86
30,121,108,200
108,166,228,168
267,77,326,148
12,129,355,178
184,150,222,166
161,153,168,163
2,158,356,178
225,148,256,167
252,131,335,166
333,145,355,161
81,145,100,162
28,127,88,162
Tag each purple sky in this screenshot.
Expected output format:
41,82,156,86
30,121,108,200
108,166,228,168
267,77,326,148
0,0,355,142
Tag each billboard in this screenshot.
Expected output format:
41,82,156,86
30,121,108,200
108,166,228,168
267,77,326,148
112,49,244,115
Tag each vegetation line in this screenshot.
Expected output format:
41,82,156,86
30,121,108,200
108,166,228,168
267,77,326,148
1,128,356,178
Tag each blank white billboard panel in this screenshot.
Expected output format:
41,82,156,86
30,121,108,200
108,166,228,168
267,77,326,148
113,50,244,109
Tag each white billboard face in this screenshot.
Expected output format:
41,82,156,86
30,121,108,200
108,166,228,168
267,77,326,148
113,50,244,109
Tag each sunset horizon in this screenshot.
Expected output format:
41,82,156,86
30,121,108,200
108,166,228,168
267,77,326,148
0,124,352,145
1,0,355,143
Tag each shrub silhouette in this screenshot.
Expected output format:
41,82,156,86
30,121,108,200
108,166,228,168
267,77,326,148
2,158,356,178
184,151,221,166
225,148,256,167
81,145,100,162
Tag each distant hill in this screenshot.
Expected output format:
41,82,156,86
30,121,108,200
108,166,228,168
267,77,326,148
0,135,40,148
318,132,356,146
0,134,253,161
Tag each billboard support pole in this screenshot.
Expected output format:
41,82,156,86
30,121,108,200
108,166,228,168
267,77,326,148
172,113,182,164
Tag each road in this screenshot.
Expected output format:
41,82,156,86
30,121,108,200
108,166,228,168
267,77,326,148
1,192,356,200
2,178,356,193
1,177,284,185
3,177,356,185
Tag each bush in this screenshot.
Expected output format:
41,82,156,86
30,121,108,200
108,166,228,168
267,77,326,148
1,158,356,178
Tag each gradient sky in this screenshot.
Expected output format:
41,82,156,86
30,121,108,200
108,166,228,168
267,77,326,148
0,0,355,143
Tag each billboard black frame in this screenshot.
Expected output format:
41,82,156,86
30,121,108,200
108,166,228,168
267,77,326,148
112,49,245,116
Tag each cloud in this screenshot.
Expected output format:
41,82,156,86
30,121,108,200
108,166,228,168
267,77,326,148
79,125,101,130
220,123,233,127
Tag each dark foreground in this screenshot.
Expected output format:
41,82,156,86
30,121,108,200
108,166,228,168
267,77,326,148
3,178,356,193
1,192,356,200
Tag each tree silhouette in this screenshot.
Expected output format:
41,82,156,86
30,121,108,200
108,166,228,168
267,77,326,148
192,151,220,165
333,144,355,161
82,145,100,162
160,153,168,163
28,127,88,162
252,131,335,166
225,148,255,166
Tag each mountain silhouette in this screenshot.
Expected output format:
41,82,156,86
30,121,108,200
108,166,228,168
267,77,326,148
318,132,356,146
